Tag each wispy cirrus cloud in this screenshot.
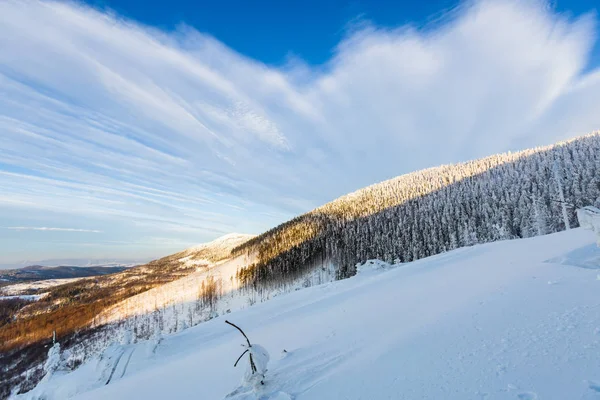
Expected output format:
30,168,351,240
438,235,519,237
6,227,103,233
0,0,599,263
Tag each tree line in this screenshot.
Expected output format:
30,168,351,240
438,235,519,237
233,132,600,288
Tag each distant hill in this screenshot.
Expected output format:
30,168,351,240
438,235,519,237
0,232,255,351
0,258,149,270
0,233,256,398
0,265,130,286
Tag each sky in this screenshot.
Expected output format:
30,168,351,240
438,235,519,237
1,0,600,267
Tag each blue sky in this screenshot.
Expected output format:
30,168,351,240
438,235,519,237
87,0,461,65
91,0,600,69
1,0,600,266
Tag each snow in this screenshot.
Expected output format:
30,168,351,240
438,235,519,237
226,343,271,398
43,343,61,379
15,228,600,400
93,253,336,331
183,233,255,255
175,255,211,269
577,206,600,245
0,278,86,296
546,243,600,269
246,344,269,379
170,233,254,269
355,259,398,273
0,294,47,301
93,253,258,326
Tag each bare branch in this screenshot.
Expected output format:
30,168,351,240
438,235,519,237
225,320,252,347
249,354,257,374
234,349,249,367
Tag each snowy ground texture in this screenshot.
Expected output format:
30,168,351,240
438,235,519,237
0,278,85,296
16,228,600,400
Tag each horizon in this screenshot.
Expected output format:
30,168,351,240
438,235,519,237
2,0,600,264
0,257,153,270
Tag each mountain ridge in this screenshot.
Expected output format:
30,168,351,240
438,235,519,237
0,265,130,288
231,131,600,288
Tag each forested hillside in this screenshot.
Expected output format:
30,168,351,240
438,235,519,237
234,132,600,288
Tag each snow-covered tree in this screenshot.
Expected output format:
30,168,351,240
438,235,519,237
42,339,61,382
234,132,600,289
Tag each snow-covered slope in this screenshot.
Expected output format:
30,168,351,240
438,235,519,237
88,233,256,325
177,233,255,266
92,234,265,327
94,252,337,332
93,253,255,327
0,278,87,296
18,228,600,400
184,233,255,254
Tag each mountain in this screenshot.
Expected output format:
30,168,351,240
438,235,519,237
4,131,600,398
0,259,150,270
0,265,130,287
170,233,256,267
0,233,255,399
16,228,600,399
91,133,600,334
0,232,255,347
231,132,600,289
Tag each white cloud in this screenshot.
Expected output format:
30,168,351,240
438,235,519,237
0,0,599,261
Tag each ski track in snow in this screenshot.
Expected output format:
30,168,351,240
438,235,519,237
15,228,600,400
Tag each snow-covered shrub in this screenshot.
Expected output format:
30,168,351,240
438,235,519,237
242,344,269,389
226,320,270,389
577,206,600,245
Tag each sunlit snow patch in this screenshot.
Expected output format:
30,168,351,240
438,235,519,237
0,293,47,301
